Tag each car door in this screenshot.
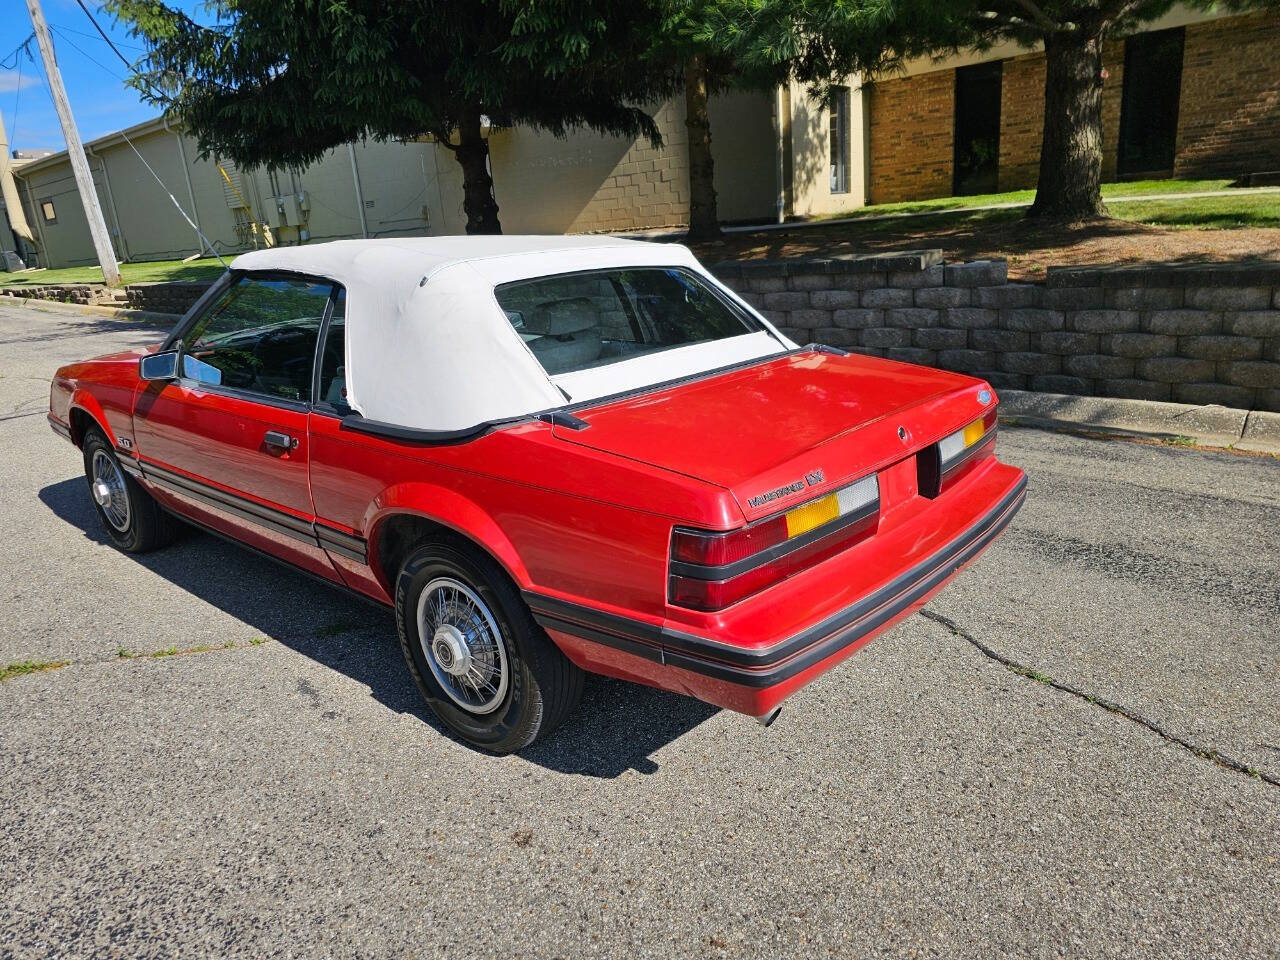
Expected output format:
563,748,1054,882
133,272,341,580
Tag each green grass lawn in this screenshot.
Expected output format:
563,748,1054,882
792,182,1280,235
811,178,1241,222
1106,193,1280,229
0,256,227,288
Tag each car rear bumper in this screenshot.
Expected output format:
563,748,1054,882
528,460,1027,716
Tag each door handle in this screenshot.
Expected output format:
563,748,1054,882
263,430,298,451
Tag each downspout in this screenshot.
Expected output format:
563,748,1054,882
86,145,128,262
347,143,369,238
164,118,209,257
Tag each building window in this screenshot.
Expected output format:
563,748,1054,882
40,199,57,224
829,86,851,194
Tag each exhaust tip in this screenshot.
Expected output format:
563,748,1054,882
755,706,782,728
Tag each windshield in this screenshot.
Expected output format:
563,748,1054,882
494,267,762,377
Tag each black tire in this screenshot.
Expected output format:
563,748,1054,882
396,537,583,754
81,428,179,553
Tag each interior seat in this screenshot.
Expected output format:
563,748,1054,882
524,297,603,373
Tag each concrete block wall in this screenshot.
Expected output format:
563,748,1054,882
712,255,1280,412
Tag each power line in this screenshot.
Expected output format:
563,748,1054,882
48,22,145,52
72,0,132,69
50,26,125,82
10,41,26,145
0,33,36,71
45,26,226,267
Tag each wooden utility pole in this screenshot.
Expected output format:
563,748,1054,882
25,0,121,286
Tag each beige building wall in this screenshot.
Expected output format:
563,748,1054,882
17,92,778,270
94,127,233,261
785,79,871,217
488,92,775,233
18,158,104,268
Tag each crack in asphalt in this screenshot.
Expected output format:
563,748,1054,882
1,640,274,679
920,608,1280,788
0,409,46,423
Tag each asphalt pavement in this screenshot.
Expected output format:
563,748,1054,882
1,301,1278,959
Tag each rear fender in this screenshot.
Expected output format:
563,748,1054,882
365,483,531,591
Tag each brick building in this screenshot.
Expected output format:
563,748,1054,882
814,6,1280,208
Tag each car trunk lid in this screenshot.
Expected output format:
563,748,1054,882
551,350,994,522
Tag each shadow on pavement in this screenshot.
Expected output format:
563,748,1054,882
0,313,171,348
39,476,715,778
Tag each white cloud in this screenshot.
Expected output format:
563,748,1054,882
0,72,42,94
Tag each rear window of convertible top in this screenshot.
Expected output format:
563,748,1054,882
494,267,760,376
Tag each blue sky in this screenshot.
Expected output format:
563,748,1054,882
2,0,203,153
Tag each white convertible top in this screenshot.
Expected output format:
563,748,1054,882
229,236,788,432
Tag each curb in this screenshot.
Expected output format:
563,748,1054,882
998,389,1280,455
0,295,181,326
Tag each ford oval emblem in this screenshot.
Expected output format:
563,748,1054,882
978,389,992,406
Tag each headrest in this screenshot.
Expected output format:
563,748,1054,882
527,297,600,337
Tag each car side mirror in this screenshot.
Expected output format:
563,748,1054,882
139,350,179,382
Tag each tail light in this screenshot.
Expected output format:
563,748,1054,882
669,474,880,611
918,406,999,498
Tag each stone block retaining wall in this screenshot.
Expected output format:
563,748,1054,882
711,254,1280,413
0,282,210,316
1,283,133,308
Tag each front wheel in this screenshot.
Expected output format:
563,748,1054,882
81,428,178,553
396,539,583,754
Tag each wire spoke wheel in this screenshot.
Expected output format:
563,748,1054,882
90,449,130,532
417,576,509,715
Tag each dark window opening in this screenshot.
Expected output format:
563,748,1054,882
1117,27,1185,177
953,61,1003,196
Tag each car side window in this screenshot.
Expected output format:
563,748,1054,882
315,289,350,415
179,275,331,403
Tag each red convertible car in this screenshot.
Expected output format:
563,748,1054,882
49,236,1025,753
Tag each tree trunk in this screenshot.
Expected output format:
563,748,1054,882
454,105,501,234
684,54,721,241
1027,32,1107,221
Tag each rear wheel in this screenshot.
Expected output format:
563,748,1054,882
81,428,178,553
396,538,583,753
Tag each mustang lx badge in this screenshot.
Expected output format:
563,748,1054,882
748,469,826,508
